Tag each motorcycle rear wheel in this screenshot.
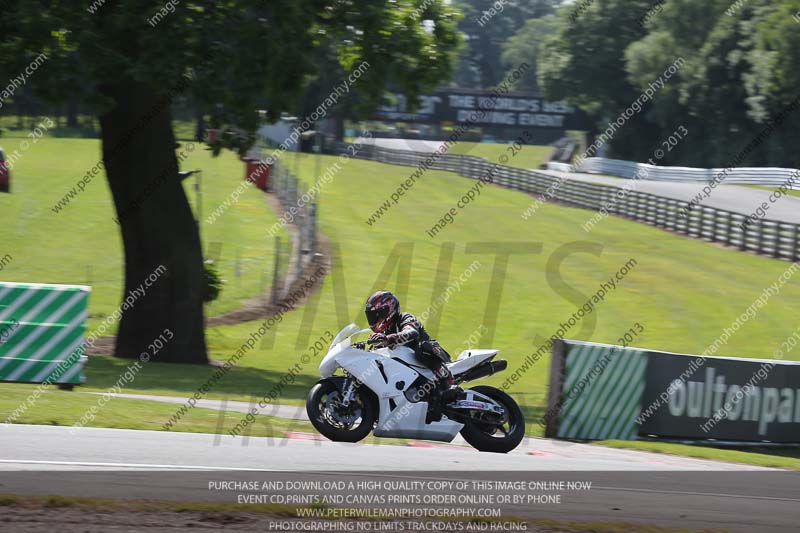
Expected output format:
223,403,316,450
459,385,525,453
306,380,376,443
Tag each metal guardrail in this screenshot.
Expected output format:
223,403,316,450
549,157,800,186
269,159,320,303
351,144,800,262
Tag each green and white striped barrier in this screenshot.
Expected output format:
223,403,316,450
0,281,90,385
546,339,800,443
555,341,647,440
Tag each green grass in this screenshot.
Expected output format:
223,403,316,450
2,381,796,470
3,138,800,468
0,137,285,330
0,382,413,446
743,184,800,198
203,152,800,427
0,115,197,141
596,440,800,471
0,384,312,437
282,151,800,362
6,142,800,408
71,355,316,407
339,138,552,170
446,141,551,169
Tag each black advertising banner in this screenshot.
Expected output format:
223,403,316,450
373,90,591,130
639,352,800,443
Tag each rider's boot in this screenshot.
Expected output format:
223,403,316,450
433,365,464,404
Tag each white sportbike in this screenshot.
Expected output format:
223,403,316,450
306,324,525,453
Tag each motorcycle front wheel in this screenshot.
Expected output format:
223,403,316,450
459,385,525,453
306,379,377,443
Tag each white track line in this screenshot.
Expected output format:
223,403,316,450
592,485,800,503
0,459,287,471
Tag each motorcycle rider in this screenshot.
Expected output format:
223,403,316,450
365,290,463,402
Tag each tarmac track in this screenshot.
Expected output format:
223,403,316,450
1,425,798,532
365,138,800,224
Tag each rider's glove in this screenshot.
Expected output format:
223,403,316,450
368,333,386,345
384,333,400,347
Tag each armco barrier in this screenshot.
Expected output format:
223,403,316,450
546,339,800,443
349,144,800,262
551,157,800,186
0,282,90,386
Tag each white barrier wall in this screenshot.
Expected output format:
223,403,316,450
549,157,799,186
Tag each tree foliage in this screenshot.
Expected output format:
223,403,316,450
499,14,560,92
0,1,460,364
2,0,460,151
537,0,800,167
452,0,556,88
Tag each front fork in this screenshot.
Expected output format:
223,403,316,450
340,373,358,408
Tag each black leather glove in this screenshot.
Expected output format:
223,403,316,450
367,333,386,345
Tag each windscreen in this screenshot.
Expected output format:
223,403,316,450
330,323,366,348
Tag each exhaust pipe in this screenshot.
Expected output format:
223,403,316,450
460,359,507,382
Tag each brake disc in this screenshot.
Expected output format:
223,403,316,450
324,393,361,427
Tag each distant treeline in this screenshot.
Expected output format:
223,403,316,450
532,0,800,167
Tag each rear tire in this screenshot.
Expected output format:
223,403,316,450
459,385,525,453
306,379,376,443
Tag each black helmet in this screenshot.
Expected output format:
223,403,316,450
365,290,399,333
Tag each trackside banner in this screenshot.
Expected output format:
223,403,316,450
546,340,800,443
639,352,800,442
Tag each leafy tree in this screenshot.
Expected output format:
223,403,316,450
452,0,555,88
538,0,800,167
537,0,654,157
744,1,800,165
500,14,560,93
1,0,459,364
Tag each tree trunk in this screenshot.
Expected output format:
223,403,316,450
478,32,495,89
66,92,79,128
194,106,205,143
332,114,345,143
15,96,25,129
98,80,208,364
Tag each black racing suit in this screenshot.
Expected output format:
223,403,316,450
384,313,452,375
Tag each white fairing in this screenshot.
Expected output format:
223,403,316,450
318,324,372,378
341,347,462,441
449,349,499,375
317,324,466,442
